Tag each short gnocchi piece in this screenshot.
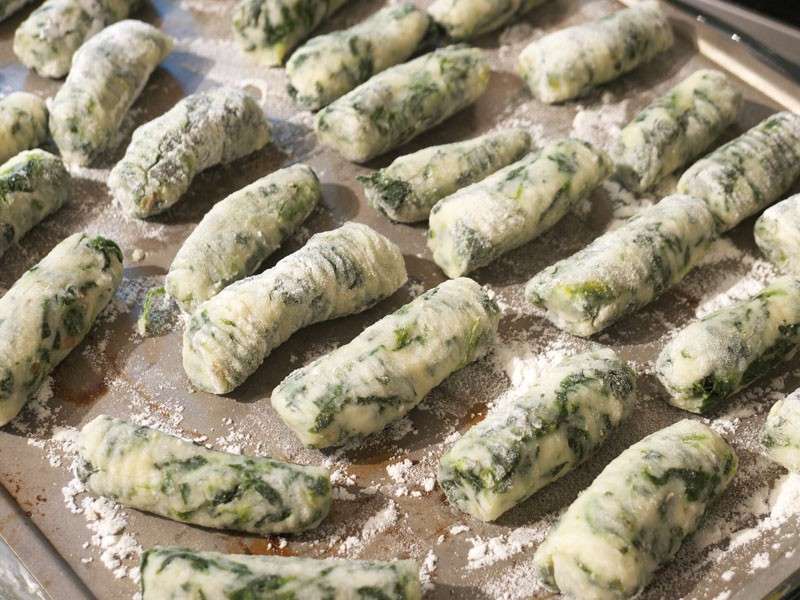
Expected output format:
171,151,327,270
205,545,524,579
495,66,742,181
525,195,717,337
140,548,422,600
0,233,123,426
0,92,48,164
359,128,532,223
48,20,173,166
656,276,800,414
755,194,800,275
439,348,636,521
763,389,800,472
428,138,612,278
286,3,432,110
534,419,737,600
78,415,331,534
109,87,271,218
518,1,673,104
165,164,320,313
315,45,490,162
183,223,407,394
429,0,552,40
271,277,500,448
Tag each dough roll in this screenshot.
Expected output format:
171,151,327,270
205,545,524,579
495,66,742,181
78,415,331,534
534,419,737,600
439,348,635,521
0,92,48,164
429,0,551,40
754,193,800,275
183,223,407,394
762,389,800,472
656,276,800,414
271,277,500,448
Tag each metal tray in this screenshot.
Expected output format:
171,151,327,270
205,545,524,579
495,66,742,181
1,0,800,598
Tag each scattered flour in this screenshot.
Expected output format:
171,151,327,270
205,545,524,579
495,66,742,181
465,526,547,570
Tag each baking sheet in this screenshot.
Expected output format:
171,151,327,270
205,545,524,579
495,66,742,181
1,0,800,599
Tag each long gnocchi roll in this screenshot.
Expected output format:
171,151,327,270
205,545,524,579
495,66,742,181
359,128,532,223
525,195,716,337
109,87,271,218
612,69,742,193
0,92,48,164
140,548,422,600
287,3,431,111
677,111,800,232
13,0,142,78
0,0,34,22
755,194,800,275
315,45,490,163
534,419,737,600
272,277,500,448
656,277,800,414
428,138,612,278
439,348,636,522
762,389,800,472
232,0,349,67
183,223,407,395
0,233,122,426
518,1,673,104
165,164,320,313
49,20,173,167
429,0,551,40
78,415,331,534
0,150,70,259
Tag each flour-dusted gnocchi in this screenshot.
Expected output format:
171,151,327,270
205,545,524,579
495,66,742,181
0,150,70,259
525,195,717,337
656,277,800,414
0,92,48,164
612,69,742,192
439,348,635,522
287,3,431,111
48,20,172,166
763,389,800,472
534,419,737,600
78,415,331,534
359,128,531,223
183,223,407,394
109,87,270,218
272,277,499,448
754,194,800,275
315,45,490,162
677,111,800,232
429,138,611,278
429,0,551,40
233,0,349,67
14,0,142,78
140,548,422,600
166,164,319,313
0,233,122,426
0,0,34,22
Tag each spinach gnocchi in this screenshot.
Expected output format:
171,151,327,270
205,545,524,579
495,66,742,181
78,415,331,534
656,277,800,414
762,389,800,472
287,3,431,111
140,548,422,600
13,0,143,78
534,419,737,600
677,111,800,232
612,69,742,192
166,164,320,313
49,20,173,166
183,223,407,394
109,87,271,218
428,138,612,278
439,348,635,522
518,1,673,104
359,128,531,223
0,92,48,164
315,45,490,162
272,277,500,448
0,233,122,426
755,194,800,275
525,195,717,337
233,0,349,67
429,0,551,40
0,150,70,259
